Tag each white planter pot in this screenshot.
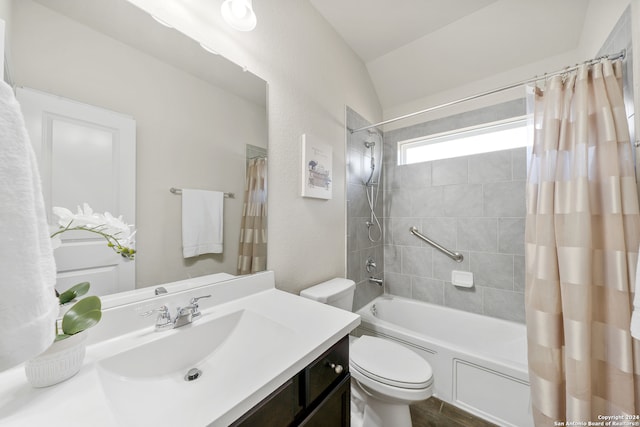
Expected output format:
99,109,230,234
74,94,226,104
24,331,88,388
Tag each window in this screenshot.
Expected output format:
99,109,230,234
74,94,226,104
398,116,529,165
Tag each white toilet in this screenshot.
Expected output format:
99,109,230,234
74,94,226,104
300,278,433,427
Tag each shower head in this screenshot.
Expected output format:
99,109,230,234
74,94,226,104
363,128,381,187
364,129,377,149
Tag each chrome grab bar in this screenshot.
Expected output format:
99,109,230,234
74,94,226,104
409,227,464,263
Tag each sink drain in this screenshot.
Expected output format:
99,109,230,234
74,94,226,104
184,368,202,381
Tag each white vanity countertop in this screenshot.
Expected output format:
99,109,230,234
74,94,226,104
0,273,360,426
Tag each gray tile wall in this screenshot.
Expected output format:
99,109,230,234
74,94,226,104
383,100,527,323
346,107,384,310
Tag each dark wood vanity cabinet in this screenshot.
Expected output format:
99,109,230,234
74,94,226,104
231,335,350,427
297,375,350,427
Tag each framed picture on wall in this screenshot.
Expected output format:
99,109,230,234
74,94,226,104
301,134,332,199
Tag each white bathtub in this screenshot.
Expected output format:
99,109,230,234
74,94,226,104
354,295,533,427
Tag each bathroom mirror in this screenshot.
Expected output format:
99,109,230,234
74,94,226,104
6,0,268,299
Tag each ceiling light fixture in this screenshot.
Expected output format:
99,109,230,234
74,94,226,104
221,0,257,31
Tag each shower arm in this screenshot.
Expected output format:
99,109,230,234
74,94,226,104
409,227,463,262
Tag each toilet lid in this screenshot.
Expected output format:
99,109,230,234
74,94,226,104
350,336,433,390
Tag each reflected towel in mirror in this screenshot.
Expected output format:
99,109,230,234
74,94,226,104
182,189,223,258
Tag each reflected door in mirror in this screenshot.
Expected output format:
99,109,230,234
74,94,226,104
17,87,136,295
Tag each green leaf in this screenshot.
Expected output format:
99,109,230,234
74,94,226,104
61,296,102,335
58,281,91,304
54,334,73,342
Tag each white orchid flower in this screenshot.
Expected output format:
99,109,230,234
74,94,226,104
50,203,136,260
102,211,132,239
52,206,75,228
72,203,104,228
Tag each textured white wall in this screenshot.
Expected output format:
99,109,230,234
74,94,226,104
0,0,9,22
579,0,631,57
127,0,382,293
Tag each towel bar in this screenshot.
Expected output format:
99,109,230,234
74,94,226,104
170,187,234,199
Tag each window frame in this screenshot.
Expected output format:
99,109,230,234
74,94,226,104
397,115,529,165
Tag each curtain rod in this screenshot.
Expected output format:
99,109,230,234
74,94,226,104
349,49,626,134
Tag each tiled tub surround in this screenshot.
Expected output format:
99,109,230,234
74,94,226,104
383,100,527,323
346,107,384,310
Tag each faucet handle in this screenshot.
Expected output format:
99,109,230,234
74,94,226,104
140,304,173,330
189,295,211,305
139,304,169,317
189,295,211,320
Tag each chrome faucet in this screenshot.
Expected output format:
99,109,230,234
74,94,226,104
369,277,383,286
174,295,211,328
141,294,211,330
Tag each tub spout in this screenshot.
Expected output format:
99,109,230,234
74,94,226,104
369,277,383,286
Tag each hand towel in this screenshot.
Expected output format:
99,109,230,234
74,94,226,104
182,189,223,258
630,245,640,339
0,80,58,371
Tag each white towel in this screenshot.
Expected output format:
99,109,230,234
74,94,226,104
630,244,640,339
0,80,58,371
182,189,223,258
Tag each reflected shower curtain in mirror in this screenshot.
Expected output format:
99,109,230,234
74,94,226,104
237,157,267,275
525,59,640,425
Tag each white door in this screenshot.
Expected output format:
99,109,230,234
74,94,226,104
17,87,136,296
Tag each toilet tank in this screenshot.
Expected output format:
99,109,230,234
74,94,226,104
299,278,355,311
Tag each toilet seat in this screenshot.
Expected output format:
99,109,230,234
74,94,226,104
350,336,433,390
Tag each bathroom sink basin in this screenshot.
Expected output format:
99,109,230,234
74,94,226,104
96,308,298,425
99,309,254,378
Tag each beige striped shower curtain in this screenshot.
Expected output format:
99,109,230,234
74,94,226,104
237,157,267,275
525,59,640,425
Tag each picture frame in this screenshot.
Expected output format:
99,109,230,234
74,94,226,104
301,134,332,199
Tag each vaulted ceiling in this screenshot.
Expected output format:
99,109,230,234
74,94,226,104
308,0,590,110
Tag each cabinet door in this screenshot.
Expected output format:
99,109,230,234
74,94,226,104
231,378,299,427
298,375,350,427
306,336,349,407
